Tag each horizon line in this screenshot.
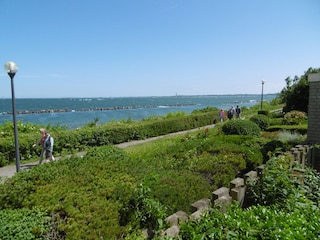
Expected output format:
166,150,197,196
0,93,278,99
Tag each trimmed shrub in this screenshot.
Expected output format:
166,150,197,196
250,114,270,131
257,110,270,116
221,120,260,136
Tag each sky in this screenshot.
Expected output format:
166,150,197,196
0,0,319,98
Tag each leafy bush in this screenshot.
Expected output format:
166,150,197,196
119,183,167,231
221,120,260,136
282,110,307,125
246,156,320,207
257,110,270,116
179,202,320,239
261,140,290,163
0,208,49,240
250,114,270,130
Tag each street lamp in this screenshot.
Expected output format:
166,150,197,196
260,80,265,110
4,61,20,172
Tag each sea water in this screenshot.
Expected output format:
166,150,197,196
0,94,277,129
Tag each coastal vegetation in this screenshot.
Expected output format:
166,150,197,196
0,67,319,239
0,102,311,239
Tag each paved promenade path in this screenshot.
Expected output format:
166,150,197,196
0,124,215,179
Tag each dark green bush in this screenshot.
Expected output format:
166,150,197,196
250,114,270,131
221,120,261,136
257,110,270,116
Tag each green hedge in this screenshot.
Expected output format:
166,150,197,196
221,120,261,137
0,111,218,166
257,110,270,116
250,114,270,131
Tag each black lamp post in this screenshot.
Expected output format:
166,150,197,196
4,61,20,172
260,80,265,110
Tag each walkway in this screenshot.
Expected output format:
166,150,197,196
0,124,215,179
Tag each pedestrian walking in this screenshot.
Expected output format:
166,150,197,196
227,106,235,120
44,131,55,163
219,109,225,122
32,128,46,164
235,105,241,119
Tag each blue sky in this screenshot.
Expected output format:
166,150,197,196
0,0,319,98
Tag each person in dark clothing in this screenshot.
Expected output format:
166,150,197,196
44,131,55,162
227,106,235,120
235,105,241,119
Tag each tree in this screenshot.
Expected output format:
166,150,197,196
278,67,320,113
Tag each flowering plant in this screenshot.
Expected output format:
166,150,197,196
282,111,307,125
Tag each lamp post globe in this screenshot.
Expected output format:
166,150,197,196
4,61,20,172
260,80,265,110
4,61,18,78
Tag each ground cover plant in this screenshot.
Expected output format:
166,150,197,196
0,208,50,240
0,125,268,238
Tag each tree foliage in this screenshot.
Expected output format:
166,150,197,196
278,67,320,113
